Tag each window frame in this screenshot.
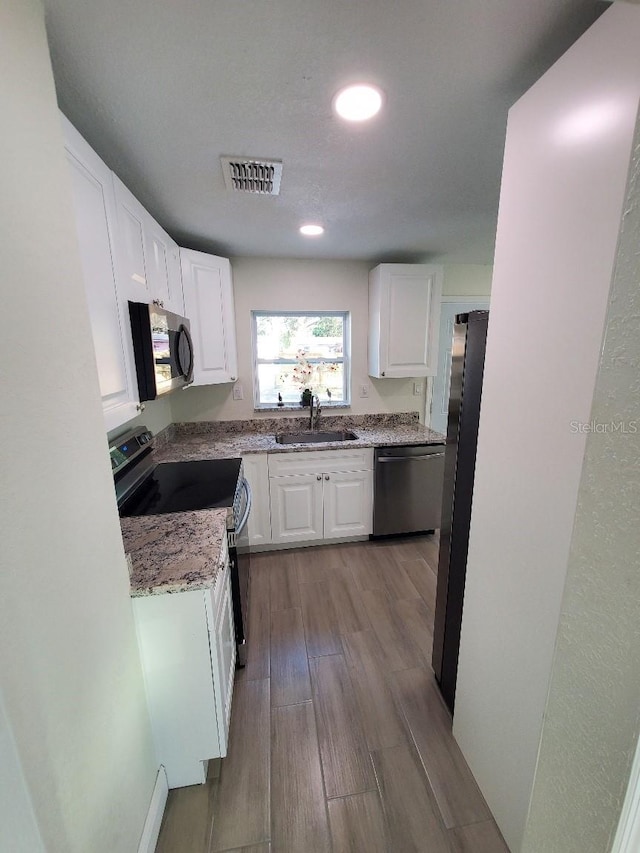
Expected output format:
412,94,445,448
251,310,351,410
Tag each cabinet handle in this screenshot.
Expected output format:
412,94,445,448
324,474,330,481
317,475,322,481
230,376,236,381
136,403,145,412
152,299,165,308
381,371,386,377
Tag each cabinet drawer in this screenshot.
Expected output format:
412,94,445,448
268,447,373,477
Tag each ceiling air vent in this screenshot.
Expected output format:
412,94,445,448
220,156,283,195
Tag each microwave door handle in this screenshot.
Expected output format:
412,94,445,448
236,478,252,535
177,323,194,383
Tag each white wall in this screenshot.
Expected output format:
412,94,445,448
442,263,492,297
520,105,640,853
452,5,640,851
170,257,424,422
107,395,174,442
0,2,157,850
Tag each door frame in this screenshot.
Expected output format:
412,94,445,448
611,732,640,853
426,295,490,429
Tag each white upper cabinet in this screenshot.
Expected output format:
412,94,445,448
113,176,149,302
180,249,239,385
146,219,184,316
114,177,184,316
62,116,140,430
368,263,443,378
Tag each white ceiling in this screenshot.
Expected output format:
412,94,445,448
43,0,607,264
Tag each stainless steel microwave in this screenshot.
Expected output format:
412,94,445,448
128,301,194,401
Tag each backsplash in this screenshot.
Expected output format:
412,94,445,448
172,411,420,437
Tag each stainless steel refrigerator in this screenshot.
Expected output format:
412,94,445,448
432,310,489,714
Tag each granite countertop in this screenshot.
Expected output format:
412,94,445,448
153,414,445,464
122,413,445,597
122,508,229,597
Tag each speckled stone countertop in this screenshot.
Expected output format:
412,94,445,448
122,413,444,597
122,508,229,596
153,412,445,463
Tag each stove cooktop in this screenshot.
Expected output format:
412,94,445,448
119,458,242,517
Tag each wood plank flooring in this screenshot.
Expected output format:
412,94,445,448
156,535,510,853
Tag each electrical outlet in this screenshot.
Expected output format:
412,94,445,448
232,383,244,401
360,384,369,398
413,381,422,396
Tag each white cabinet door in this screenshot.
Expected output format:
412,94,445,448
323,470,373,539
369,263,443,378
113,176,150,303
132,589,220,789
114,178,184,316
145,220,184,316
204,556,236,758
241,454,272,547
180,249,239,385
62,116,140,430
132,543,235,789
270,474,324,544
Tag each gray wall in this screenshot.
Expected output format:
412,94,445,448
0,1,157,849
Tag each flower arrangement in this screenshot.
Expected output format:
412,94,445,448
292,350,313,388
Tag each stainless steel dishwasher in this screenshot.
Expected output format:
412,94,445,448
373,444,446,536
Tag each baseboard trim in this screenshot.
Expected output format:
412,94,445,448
138,766,169,853
248,534,369,553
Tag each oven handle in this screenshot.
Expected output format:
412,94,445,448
236,478,252,536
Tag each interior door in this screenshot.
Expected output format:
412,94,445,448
430,298,489,434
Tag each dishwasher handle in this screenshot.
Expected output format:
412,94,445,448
376,452,445,463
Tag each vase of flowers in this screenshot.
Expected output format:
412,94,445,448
291,351,314,406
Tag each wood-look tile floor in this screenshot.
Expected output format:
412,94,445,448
156,535,510,853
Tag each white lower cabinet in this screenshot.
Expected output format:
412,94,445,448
270,473,324,544
323,470,373,539
132,539,235,789
268,449,373,545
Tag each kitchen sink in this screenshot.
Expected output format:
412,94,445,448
275,430,359,445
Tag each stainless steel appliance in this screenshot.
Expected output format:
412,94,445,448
373,444,445,536
128,301,194,400
111,427,251,664
432,310,489,713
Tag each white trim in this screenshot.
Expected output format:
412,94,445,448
611,736,640,853
251,310,351,407
137,766,169,853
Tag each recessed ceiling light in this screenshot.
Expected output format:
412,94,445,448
299,224,324,236
333,84,383,122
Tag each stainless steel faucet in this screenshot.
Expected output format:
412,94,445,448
309,394,321,430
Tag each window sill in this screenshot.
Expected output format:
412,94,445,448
254,402,351,413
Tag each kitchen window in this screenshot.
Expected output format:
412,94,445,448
252,311,350,409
